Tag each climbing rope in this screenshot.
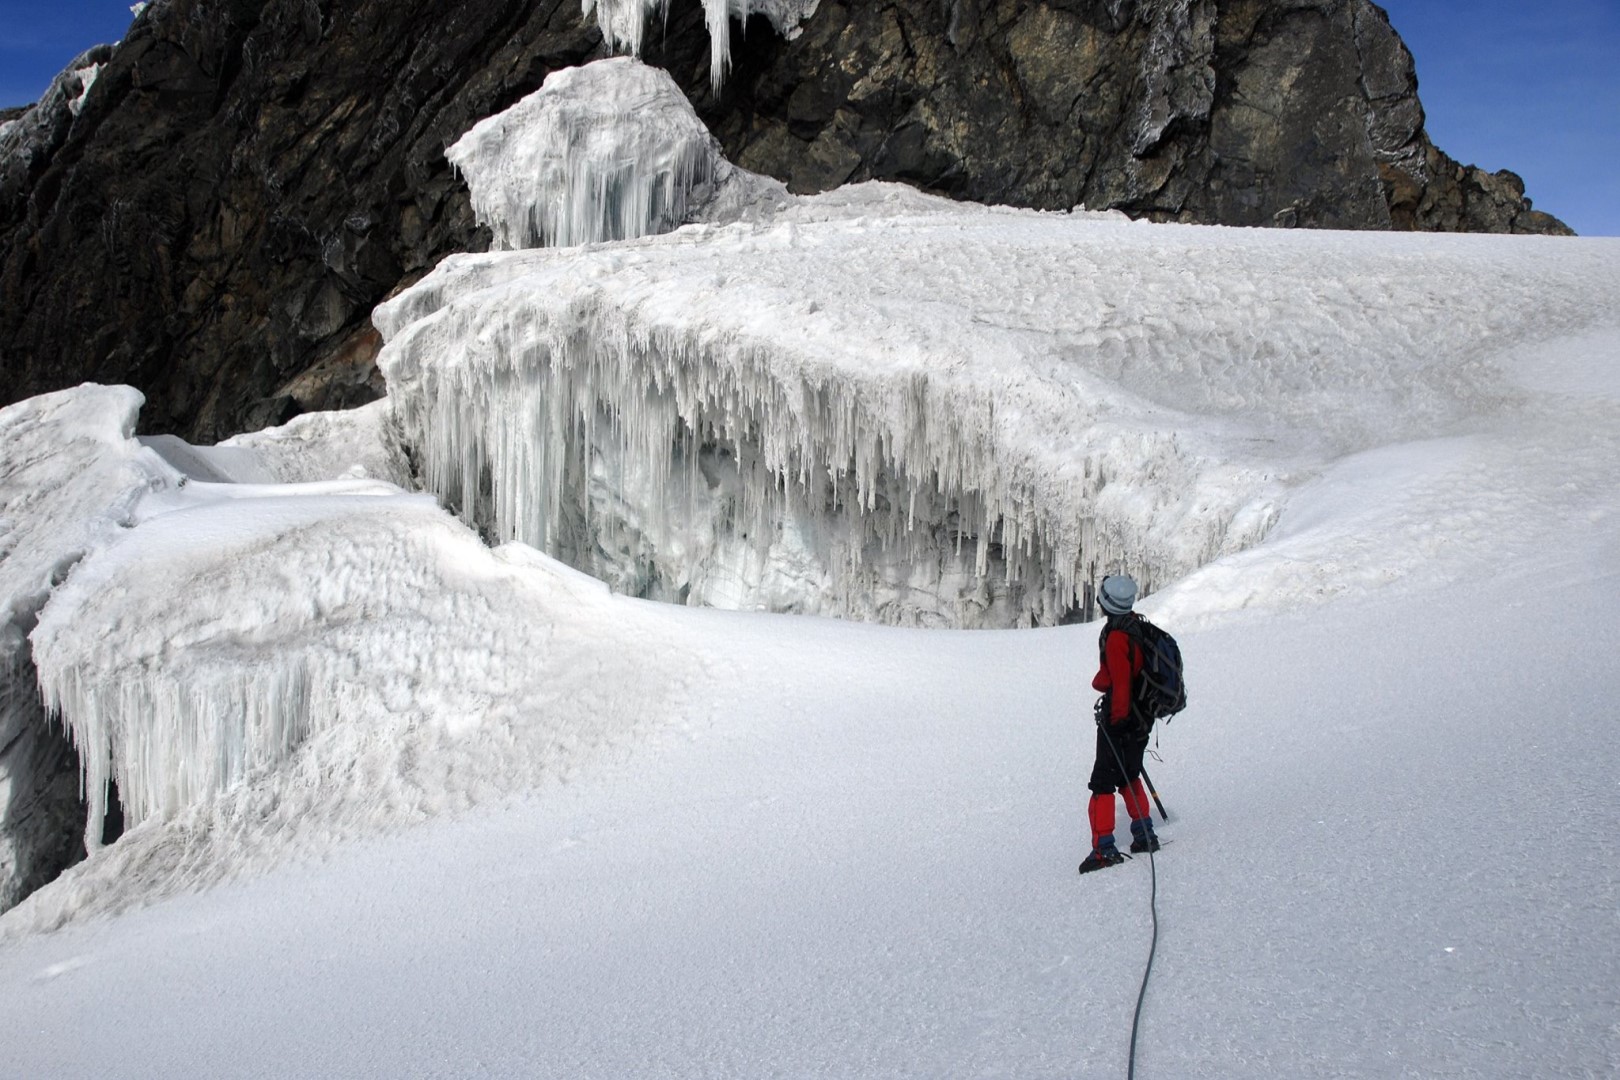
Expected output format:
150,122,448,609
1099,719,1163,1080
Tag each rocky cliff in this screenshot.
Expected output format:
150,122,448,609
1,0,1572,443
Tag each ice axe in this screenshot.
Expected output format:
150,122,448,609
1139,763,1170,823
1096,709,1171,822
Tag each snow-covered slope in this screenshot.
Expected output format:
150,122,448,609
1,230,1615,1071
0,538,1615,1078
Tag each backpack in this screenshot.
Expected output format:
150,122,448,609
1105,615,1187,722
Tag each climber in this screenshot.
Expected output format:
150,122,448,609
1078,573,1161,874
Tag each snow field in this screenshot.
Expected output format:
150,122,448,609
0,562,1615,1078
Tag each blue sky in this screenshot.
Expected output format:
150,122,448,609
1377,0,1618,235
1,0,1615,234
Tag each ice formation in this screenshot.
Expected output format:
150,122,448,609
389,60,1620,626
0,385,704,927
0,47,116,183
448,59,787,250
0,387,174,900
66,64,104,117
583,0,821,92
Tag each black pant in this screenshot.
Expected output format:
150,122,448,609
1088,720,1150,794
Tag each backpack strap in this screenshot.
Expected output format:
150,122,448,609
1098,615,1146,718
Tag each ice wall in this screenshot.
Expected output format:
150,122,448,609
373,208,1282,628
2,387,703,930
0,386,169,904
397,59,1620,626
448,59,787,250
583,0,821,92
386,115,1620,628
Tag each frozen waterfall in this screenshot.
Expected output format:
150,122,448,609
583,0,822,92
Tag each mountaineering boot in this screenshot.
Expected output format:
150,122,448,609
1078,843,1127,875
1129,816,1160,854
1080,793,1126,873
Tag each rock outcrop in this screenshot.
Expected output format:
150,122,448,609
0,675,88,914
0,0,1572,442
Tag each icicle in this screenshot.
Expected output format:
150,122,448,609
582,2,821,93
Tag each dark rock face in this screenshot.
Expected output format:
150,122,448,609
0,664,87,913
1,0,1572,442
695,0,1570,235
1,0,601,439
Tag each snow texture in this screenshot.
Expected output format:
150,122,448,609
583,0,821,92
446,59,787,250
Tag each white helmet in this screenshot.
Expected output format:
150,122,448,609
1098,574,1137,616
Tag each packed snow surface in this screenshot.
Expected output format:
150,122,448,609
1,482,1617,1077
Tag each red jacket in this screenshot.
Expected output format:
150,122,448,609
1092,621,1144,724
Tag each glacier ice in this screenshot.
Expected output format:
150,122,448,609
385,60,1620,627
448,59,788,250
0,386,174,899
0,46,116,185
583,0,822,93
2,386,707,930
